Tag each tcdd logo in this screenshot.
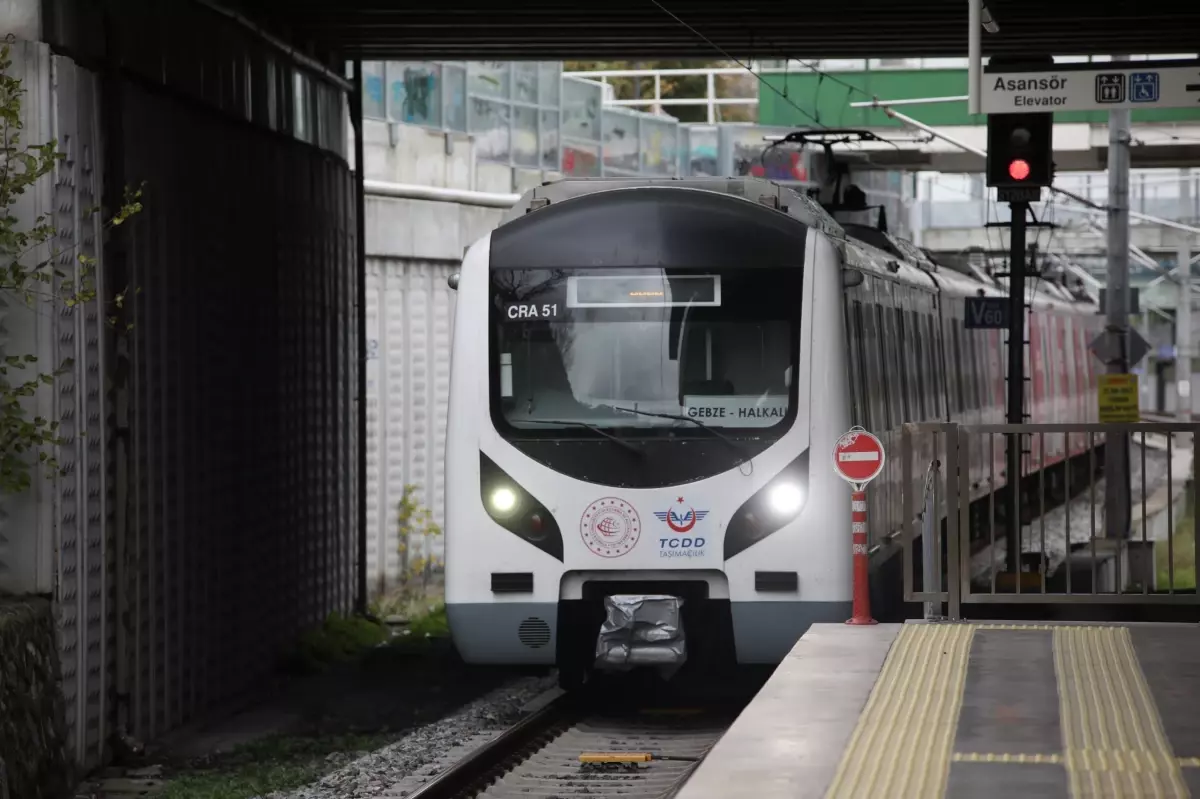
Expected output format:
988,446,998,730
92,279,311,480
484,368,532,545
654,497,709,533
655,497,709,558
660,536,705,549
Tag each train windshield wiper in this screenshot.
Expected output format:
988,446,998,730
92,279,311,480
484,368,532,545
612,406,745,454
518,419,644,458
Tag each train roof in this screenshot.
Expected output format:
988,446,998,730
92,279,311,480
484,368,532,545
506,176,1098,316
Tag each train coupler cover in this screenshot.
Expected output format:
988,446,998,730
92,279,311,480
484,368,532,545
593,594,687,678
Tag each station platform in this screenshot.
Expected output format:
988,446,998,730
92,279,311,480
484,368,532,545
676,621,1200,798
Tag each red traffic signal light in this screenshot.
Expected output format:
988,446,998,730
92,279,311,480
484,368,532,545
987,113,1052,189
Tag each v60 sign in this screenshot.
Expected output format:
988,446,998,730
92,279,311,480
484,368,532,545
964,296,1010,330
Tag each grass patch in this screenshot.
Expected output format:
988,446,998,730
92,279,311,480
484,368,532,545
285,612,390,675
154,605,463,798
407,601,448,638
381,600,450,658
155,731,394,799
1156,495,1197,591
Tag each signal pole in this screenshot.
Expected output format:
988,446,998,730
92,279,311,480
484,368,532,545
985,110,1053,579
1004,200,1028,575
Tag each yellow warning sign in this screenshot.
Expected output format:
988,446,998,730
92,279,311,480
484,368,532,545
1098,373,1140,423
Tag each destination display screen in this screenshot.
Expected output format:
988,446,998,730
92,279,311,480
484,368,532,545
568,275,721,308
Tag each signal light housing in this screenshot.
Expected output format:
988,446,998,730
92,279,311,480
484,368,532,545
986,113,1053,189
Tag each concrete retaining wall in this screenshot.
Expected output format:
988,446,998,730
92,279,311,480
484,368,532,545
0,598,70,799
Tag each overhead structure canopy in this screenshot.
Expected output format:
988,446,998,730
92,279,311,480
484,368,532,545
232,0,1200,60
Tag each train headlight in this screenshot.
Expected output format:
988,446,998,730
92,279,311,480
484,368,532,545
480,452,564,561
490,487,518,515
724,449,810,561
768,483,805,515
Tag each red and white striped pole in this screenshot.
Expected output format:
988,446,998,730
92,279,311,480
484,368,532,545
847,490,877,626
833,427,884,627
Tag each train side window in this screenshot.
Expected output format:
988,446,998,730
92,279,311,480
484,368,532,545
905,308,921,421
924,311,942,419
894,306,911,423
982,331,997,415
846,299,868,428
975,332,989,414
897,307,909,423
946,323,959,414
887,306,906,425
863,301,887,429
921,312,933,419
875,304,896,429
856,300,872,429
964,330,981,411
932,312,947,419
911,309,928,420
960,323,969,410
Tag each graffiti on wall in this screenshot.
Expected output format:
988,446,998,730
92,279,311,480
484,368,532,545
563,146,600,176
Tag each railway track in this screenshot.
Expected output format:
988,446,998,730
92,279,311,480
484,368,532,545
402,688,741,799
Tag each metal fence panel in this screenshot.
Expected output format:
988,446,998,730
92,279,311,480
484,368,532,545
114,77,357,746
50,53,112,770
0,43,117,772
24,0,361,766
901,422,1199,618
365,257,456,598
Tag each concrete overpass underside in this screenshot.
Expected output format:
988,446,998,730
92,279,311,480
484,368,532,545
228,0,1200,59
8,0,1200,780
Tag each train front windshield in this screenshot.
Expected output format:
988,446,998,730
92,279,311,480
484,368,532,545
489,267,802,439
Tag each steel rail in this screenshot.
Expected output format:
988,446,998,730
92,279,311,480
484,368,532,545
405,692,581,799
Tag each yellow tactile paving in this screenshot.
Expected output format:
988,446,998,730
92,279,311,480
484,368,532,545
953,752,1200,769
824,624,1192,799
823,624,975,798
953,752,1066,765
1053,626,1188,798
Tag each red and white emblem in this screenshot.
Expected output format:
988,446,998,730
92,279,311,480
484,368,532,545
580,497,642,558
833,427,886,487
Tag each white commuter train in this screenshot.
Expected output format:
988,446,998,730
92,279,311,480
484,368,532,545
443,177,1102,686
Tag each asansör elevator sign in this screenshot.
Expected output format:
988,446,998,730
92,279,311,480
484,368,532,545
981,59,1200,114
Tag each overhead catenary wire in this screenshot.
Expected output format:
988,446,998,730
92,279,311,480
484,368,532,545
645,0,934,219
645,0,824,129
645,0,1178,305
638,4,1200,242
641,0,1084,289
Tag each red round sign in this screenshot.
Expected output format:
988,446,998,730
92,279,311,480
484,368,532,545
832,428,886,486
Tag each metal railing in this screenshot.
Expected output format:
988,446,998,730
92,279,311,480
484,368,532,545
900,422,1199,619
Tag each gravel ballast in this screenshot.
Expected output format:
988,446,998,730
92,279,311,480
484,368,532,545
258,674,558,799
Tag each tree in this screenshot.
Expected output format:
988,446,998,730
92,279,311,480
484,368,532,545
564,60,758,123
0,40,143,495
395,484,443,600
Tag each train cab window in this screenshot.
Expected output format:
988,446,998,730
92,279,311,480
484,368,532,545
489,267,802,438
